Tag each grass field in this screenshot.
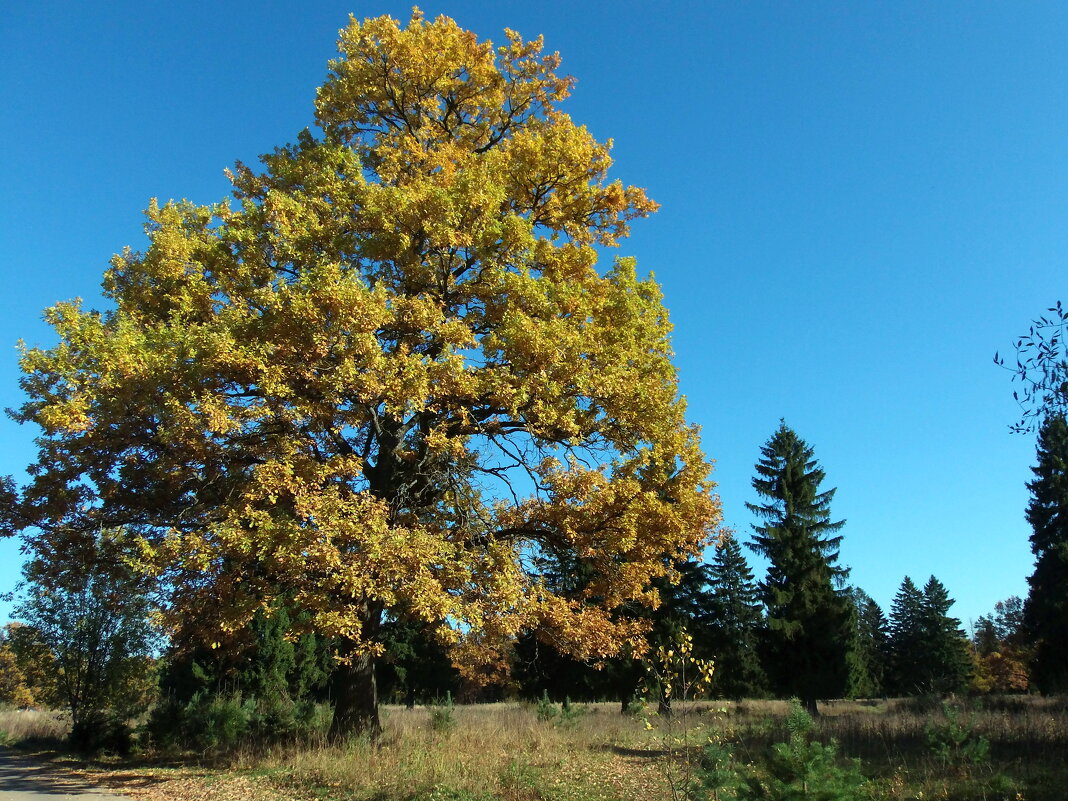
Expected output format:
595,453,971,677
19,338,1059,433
4,697,1068,800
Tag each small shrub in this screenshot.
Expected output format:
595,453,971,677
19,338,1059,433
430,691,456,733
924,702,990,769
535,690,558,723
693,740,746,800
555,696,588,729
181,692,253,753
624,696,647,717
294,700,333,740
744,701,867,801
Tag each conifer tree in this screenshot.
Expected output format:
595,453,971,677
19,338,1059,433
847,588,888,698
704,533,767,698
886,576,925,695
972,617,1000,657
887,575,970,695
1023,414,1068,693
378,618,460,707
747,422,852,713
917,576,971,695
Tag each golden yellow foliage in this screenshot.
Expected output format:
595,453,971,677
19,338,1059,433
0,645,34,708
13,10,720,728
1,624,58,707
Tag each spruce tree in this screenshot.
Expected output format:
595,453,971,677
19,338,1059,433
847,589,888,698
703,533,767,698
378,618,460,707
886,576,925,695
917,576,971,695
887,575,970,696
1023,414,1068,693
747,421,852,713
972,617,1000,657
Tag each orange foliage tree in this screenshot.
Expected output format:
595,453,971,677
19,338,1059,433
11,10,720,736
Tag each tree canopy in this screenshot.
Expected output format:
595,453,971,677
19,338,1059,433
10,10,719,735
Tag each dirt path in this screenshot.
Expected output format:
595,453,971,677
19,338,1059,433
0,751,130,799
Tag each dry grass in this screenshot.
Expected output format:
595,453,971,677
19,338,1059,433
15,696,1068,801
0,706,69,745
254,703,669,800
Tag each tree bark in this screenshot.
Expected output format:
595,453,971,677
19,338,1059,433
329,605,384,741
330,648,381,741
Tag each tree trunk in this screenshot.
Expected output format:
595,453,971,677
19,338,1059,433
330,648,381,741
329,604,384,741
803,695,820,717
658,690,673,718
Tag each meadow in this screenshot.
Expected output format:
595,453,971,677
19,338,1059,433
4,696,1068,800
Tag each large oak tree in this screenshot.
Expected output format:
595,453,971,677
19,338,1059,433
11,11,719,736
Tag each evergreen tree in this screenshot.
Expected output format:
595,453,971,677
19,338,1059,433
886,576,925,695
917,576,971,695
1023,414,1068,693
512,554,718,712
847,588,888,698
152,602,333,749
378,618,460,707
703,533,767,699
886,575,970,696
747,421,853,713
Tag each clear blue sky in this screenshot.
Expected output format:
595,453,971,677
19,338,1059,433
2,2,1064,629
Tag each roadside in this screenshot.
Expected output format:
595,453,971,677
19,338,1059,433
0,750,284,801
0,749,130,799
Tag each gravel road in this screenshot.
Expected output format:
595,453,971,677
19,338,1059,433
0,751,130,799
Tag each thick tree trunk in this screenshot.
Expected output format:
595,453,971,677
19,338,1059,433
330,648,381,741
329,604,384,741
